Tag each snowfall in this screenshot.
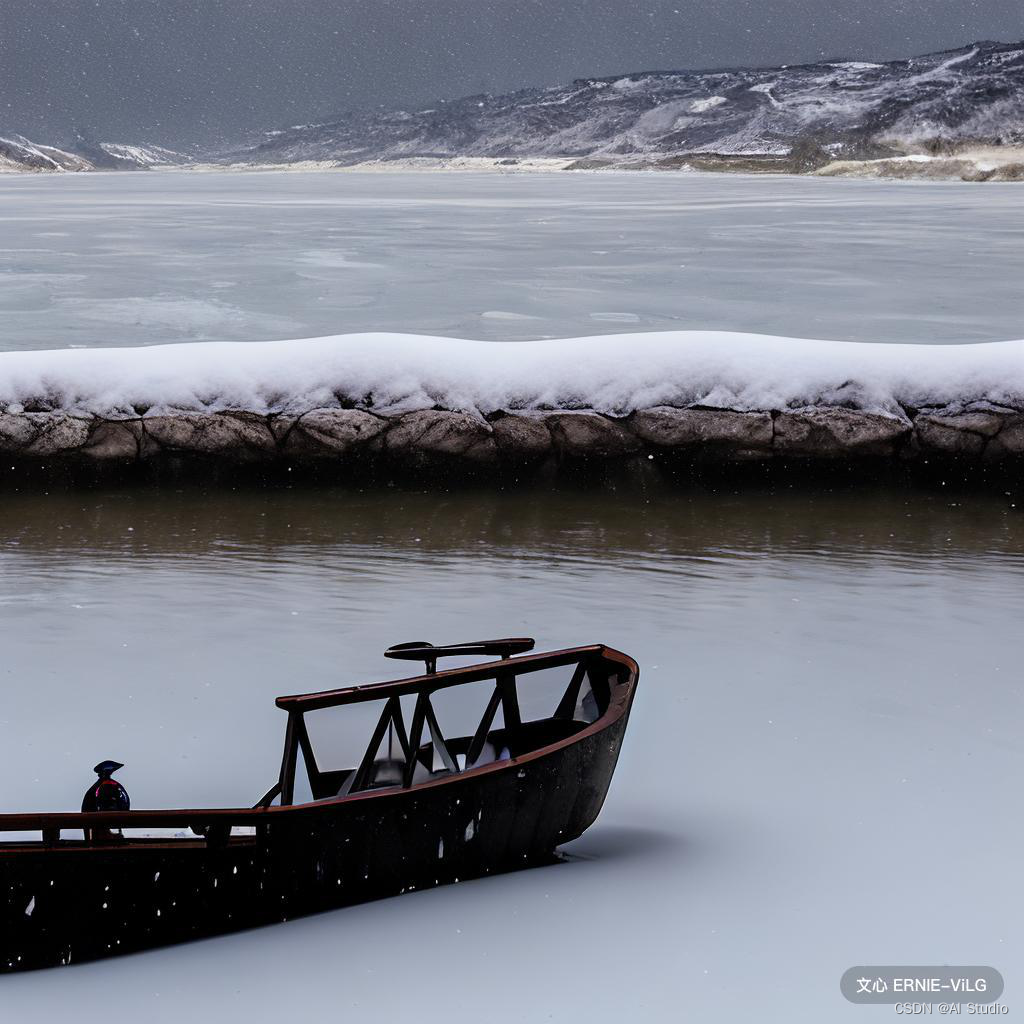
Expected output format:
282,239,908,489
1,167,1022,1024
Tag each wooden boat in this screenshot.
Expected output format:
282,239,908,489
0,640,638,971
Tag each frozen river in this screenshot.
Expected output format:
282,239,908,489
1,169,1023,350
0,171,1022,1021
0,487,1021,1022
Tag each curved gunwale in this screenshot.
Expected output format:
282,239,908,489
275,643,608,709
0,644,638,836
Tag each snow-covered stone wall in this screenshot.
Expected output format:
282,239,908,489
1,333,1022,474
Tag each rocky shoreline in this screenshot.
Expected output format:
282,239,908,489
2,403,1021,484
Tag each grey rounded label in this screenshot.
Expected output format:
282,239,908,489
841,966,1004,1004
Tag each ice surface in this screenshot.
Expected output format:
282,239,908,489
2,331,1022,418
2,171,1024,351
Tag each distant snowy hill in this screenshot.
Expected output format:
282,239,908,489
3,40,1022,177
0,135,190,172
0,135,93,172
223,40,1024,172
79,142,191,170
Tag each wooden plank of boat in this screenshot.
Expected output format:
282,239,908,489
0,640,638,972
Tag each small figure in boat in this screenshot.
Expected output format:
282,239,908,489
82,760,130,812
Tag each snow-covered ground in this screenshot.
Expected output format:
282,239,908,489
191,155,578,174
2,331,1023,418
0,488,1020,1021
817,145,1024,181
1,170,1023,352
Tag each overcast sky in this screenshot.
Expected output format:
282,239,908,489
2,0,1022,147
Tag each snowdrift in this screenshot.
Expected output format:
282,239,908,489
1,333,1022,476
2,331,1023,418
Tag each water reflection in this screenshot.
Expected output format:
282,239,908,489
0,485,1020,818
1,486,1020,566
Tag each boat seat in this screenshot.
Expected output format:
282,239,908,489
464,740,511,770
490,718,586,758
323,721,586,798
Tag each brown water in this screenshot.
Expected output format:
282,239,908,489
0,486,1021,1020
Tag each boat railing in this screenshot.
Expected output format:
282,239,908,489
0,643,636,846
0,807,270,847
268,642,631,806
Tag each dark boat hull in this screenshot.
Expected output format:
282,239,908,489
2,711,629,971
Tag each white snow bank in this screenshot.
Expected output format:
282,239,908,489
815,145,1024,181
1,332,1022,418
